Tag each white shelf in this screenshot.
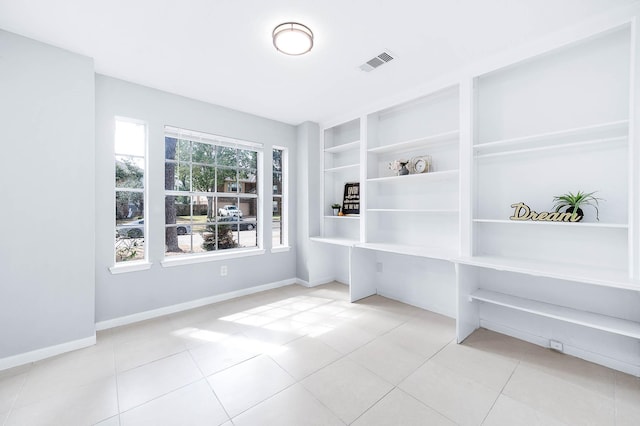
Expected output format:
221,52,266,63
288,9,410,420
324,215,360,220
474,120,628,157
470,289,640,339
310,236,358,247
357,242,458,260
367,169,459,183
324,163,359,173
473,219,628,229
475,136,626,159
324,140,360,154
368,208,458,214
454,256,640,291
368,130,459,154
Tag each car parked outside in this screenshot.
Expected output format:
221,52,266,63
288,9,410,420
218,205,243,218
218,216,256,231
117,219,191,238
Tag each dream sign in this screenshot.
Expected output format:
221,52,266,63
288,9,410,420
510,202,580,222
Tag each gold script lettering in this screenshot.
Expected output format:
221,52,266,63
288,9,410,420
509,203,578,223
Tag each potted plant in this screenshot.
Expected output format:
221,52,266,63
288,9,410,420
331,203,341,216
552,190,603,222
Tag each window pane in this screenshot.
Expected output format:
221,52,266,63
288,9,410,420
165,225,192,255
273,172,282,195
272,197,283,246
240,149,258,169
165,195,188,254
192,141,215,165
216,146,237,166
273,149,282,171
165,137,190,161
239,169,257,194
116,191,143,220
192,164,216,192
193,195,215,220
115,192,144,263
116,156,144,189
115,120,145,157
217,168,237,193
165,161,191,191
241,197,258,220
115,233,144,262
191,225,209,253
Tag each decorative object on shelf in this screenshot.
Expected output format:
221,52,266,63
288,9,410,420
510,202,580,222
388,159,409,176
331,203,341,216
552,191,603,222
409,155,432,174
342,182,360,215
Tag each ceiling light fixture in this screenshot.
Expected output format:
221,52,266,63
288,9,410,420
273,22,314,56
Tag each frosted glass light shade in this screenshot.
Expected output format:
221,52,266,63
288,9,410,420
273,22,313,56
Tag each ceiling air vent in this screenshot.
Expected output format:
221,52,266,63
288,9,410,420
359,51,395,72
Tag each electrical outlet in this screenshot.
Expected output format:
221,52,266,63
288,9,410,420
549,340,564,352
376,262,383,272
220,265,227,277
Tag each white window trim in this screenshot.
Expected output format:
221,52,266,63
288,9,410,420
271,246,291,253
160,248,266,267
109,261,152,274
114,116,149,269
272,146,288,251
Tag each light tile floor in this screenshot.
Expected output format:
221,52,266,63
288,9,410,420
1,282,638,425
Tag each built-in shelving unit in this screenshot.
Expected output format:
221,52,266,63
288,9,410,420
319,118,362,244
456,23,639,376
365,86,460,255
314,16,640,376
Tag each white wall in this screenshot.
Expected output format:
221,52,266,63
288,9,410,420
95,76,298,322
0,31,95,360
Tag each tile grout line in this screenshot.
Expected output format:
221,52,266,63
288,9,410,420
185,348,234,424
2,363,34,426
479,359,520,426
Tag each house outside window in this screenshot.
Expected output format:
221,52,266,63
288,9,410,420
164,127,262,258
114,118,147,264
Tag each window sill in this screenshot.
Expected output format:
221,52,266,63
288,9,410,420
109,261,152,274
271,246,291,253
160,248,266,268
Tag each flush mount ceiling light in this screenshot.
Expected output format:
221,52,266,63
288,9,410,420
273,22,314,56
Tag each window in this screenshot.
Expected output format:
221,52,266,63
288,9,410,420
114,118,147,263
164,127,262,258
272,147,288,248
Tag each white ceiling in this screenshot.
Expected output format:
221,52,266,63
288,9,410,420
0,0,636,125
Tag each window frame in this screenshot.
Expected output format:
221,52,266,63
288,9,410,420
110,117,151,274
272,146,289,252
161,126,264,266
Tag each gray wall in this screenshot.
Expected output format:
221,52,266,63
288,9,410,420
0,31,96,358
95,76,298,322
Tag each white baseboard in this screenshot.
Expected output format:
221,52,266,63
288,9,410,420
295,276,337,288
479,319,640,377
96,278,298,331
0,335,96,372
376,290,456,319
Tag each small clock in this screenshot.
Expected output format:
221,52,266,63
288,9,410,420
411,156,430,174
